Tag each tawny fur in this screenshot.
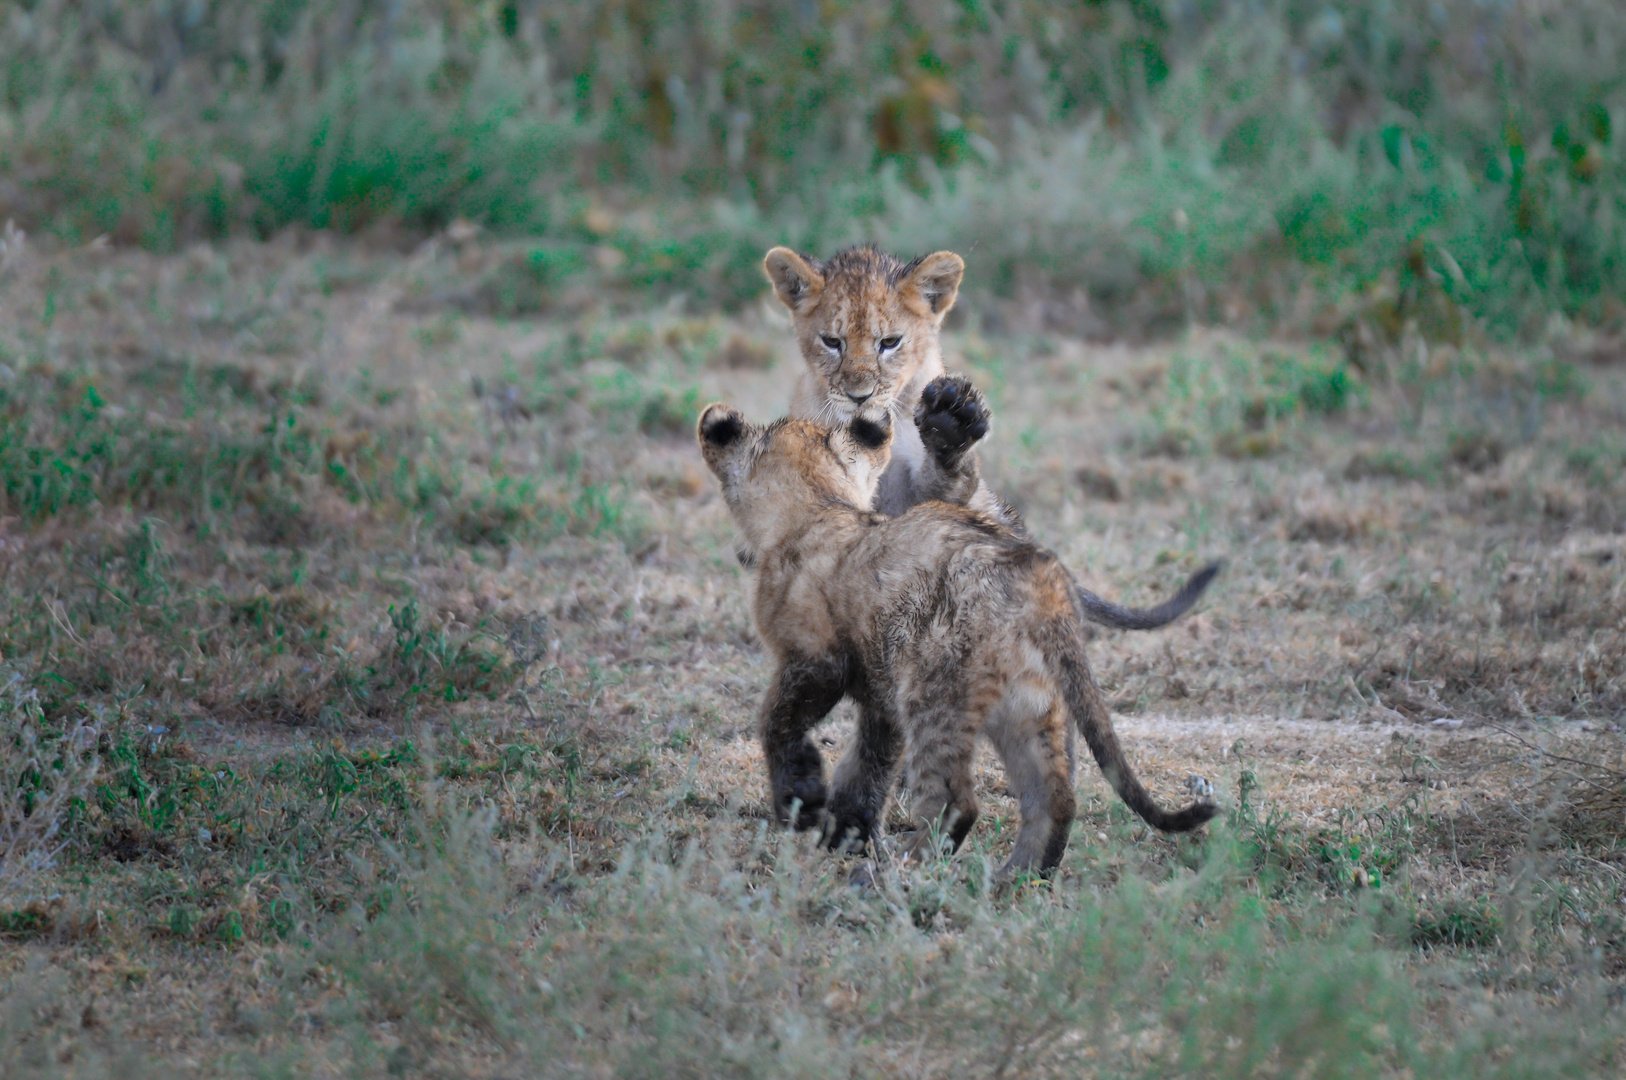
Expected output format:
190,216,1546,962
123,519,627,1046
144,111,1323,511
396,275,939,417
762,243,1220,632
764,245,976,517
698,403,1218,880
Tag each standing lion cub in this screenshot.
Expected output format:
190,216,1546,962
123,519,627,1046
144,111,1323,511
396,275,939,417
697,401,1217,879
764,243,1220,632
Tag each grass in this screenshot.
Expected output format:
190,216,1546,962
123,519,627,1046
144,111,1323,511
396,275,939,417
4,7,1626,1060
4,1,1626,334
0,665,99,905
0,232,1625,1072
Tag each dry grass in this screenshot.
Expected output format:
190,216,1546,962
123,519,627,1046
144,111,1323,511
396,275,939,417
0,668,100,907
1,231,1625,1073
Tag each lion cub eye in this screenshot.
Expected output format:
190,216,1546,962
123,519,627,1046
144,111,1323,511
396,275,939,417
879,335,902,351
819,335,843,352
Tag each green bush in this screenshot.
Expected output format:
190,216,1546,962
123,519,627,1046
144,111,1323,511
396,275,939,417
238,41,585,235
1297,364,1353,416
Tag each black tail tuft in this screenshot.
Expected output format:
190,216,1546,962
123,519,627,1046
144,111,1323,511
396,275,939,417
1074,559,1223,632
1143,798,1220,833
1095,763,1220,834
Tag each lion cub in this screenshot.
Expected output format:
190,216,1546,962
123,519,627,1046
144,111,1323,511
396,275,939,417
697,402,1217,879
763,244,1221,632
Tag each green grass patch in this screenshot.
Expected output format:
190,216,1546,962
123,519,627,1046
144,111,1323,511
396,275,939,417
1412,897,1502,949
0,367,324,524
219,806,1625,1076
1565,439,1626,490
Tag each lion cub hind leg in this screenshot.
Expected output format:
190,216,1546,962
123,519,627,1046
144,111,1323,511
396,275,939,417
896,701,983,866
823,690,904,853
985,677,1078,879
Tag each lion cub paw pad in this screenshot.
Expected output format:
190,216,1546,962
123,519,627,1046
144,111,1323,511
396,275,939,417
915,374,990,455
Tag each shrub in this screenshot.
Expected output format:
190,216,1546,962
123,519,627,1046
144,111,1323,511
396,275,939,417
0,666,99,903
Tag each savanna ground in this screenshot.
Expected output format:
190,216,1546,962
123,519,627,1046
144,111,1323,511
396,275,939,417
5,1,1626,1076
3,224,1626,1078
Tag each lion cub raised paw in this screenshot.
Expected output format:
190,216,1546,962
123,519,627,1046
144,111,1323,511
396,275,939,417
915,374,990,468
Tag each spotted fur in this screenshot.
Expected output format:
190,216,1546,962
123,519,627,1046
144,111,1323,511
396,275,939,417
698,403,1217,880
763,243,1221,633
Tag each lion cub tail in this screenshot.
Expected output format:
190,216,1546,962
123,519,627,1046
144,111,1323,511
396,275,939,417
1073,560,1223,632
1054,641,1218,833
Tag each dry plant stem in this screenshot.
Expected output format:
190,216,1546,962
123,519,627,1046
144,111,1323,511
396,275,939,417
1471,717,1626,788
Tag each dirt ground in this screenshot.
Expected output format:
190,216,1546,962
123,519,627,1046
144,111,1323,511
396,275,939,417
2,230,1625,1070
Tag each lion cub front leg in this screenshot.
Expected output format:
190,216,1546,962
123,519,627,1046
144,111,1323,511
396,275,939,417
914,376,1022,528
912,374,989,507
759,655,848,830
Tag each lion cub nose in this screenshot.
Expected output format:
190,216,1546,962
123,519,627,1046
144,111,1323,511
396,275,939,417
846,389,874,404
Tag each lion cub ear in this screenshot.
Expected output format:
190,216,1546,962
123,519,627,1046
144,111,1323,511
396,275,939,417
763,247,825,314
848,410,893,451
899,251,964,319
698,403,750,450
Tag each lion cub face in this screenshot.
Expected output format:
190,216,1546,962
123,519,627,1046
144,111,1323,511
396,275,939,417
697,403,892,555
763,245,964,423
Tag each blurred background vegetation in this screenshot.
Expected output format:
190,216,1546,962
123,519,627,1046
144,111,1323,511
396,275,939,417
3,0,1623,336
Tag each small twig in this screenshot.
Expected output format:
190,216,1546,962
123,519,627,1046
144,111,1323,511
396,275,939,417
77,569,134,609
1472,716,1626,787
45,599,85,645
1347,675,1408,725
1563,852,1626,883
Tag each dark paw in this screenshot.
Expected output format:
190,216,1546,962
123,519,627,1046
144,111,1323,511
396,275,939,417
915,375,990,462
820,799,878,854
774,777,829,831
